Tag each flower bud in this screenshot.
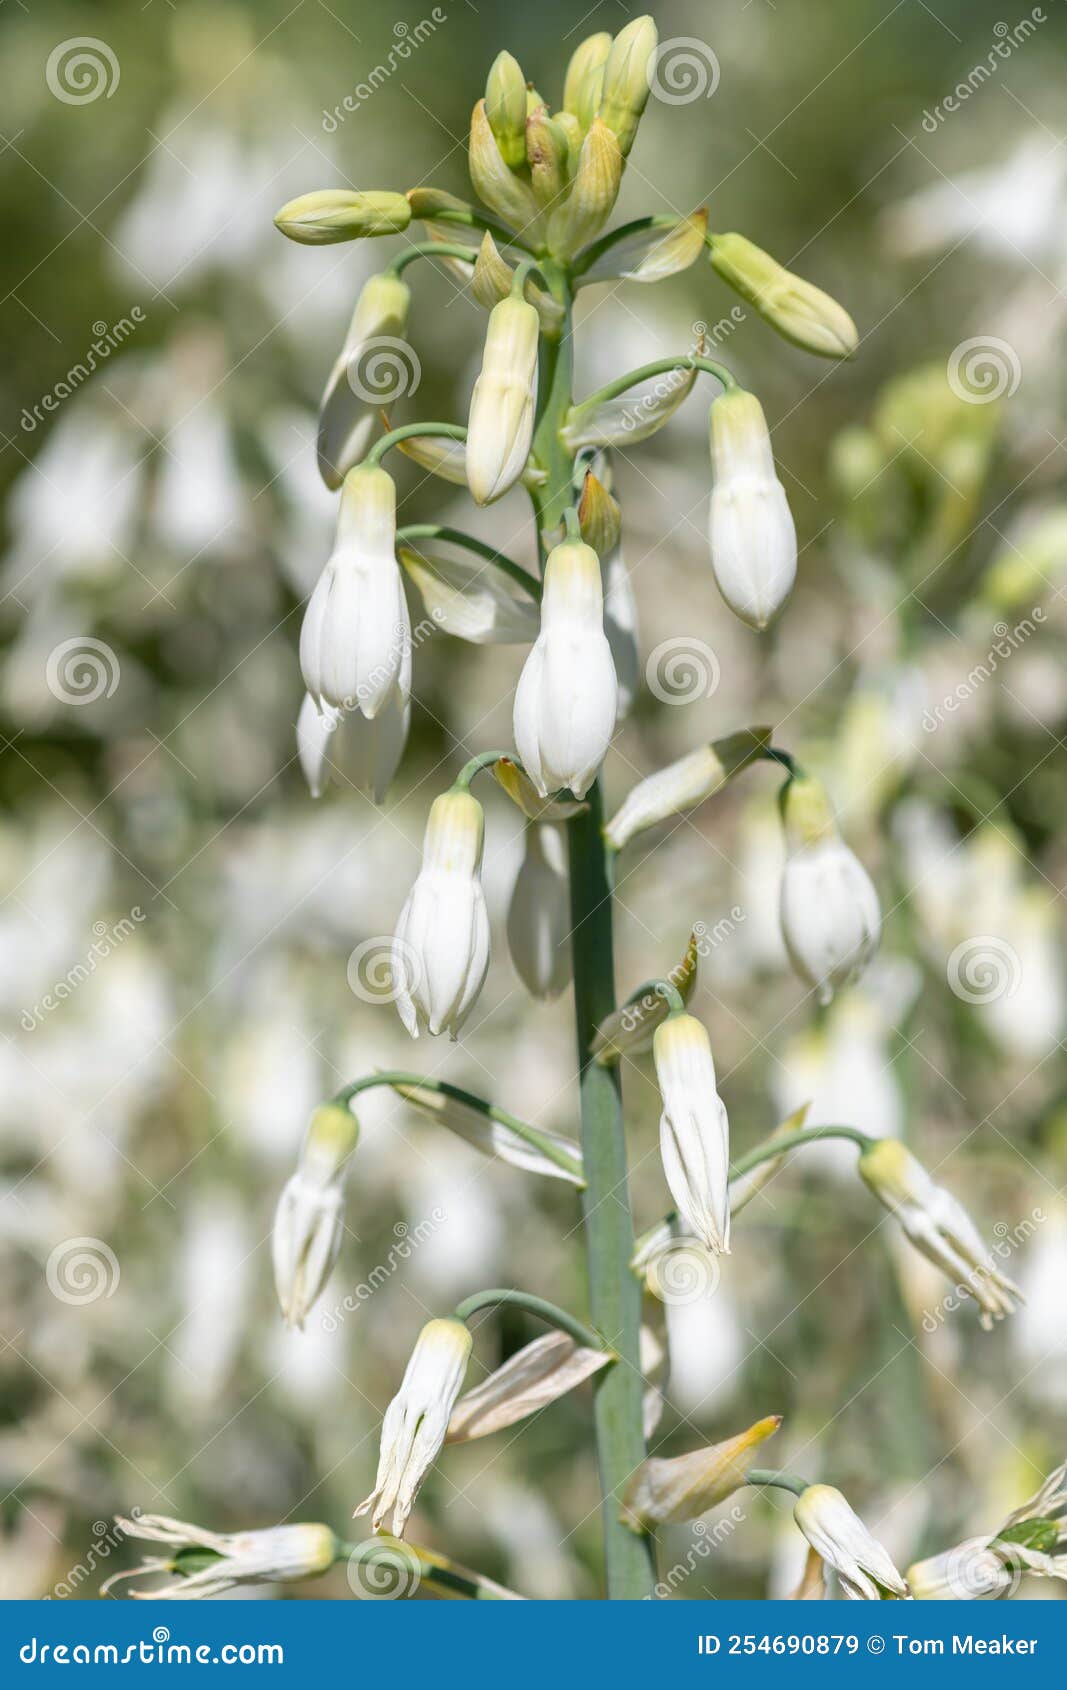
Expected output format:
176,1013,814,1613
593,932,699,1064
272,1103,359,1329
469,99,543,239
604,728,771,850
598,16,658,157
653,1012,730,1255
525,108,567,208
779,775,881,1004
471,232,565,333
546,120,622,260
317,271,411,490
793,1485,909,1600
299,464,409,718
466,295,540,505
274,189,411,245
492,756,587,822
513,539,618,799
485,50,528,169
708,389,797,630
709,233,857,358
506,821,572,1001
859,1138,1022,1328
563,32,612,129
392,789,491,1039
621,1415,781,1532
356,1318,473,1537
103,1516,338,1599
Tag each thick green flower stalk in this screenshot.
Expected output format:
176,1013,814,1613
105,15,1040,1604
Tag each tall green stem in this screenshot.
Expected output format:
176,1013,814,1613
533,259,656,1598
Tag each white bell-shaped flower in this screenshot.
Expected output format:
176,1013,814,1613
708,389,797,630
779,775,881,1004
271,1103,359,1330
392,788,491,1038
506,821,572,1000
793,1484,909,1600
299,464,409,718
355,1317,473,1537
653,1012,731,1255
466,294,539,505
513,537,618,798
296,650,409,804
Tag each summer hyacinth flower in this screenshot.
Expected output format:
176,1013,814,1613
392,788,491,1038
506,821,572,1001
906,1464,1067,1598
466,293,539,504
316,271,411,489
356,1318,473,1538
272,1102,359,1329
653,1012,731,1255
793,1485,909,1600
102,1516,338,1599
779,774,881,1003
296,661,409,804
513,537,618,799
299,464,409,718
859,1138,1023,1328
621,1415,781,1531
708,389,797,630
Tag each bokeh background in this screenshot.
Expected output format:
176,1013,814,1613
2,0,1065,1600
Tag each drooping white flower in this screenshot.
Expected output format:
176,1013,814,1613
506,822,572,1001
793,1485,909,1600
392,788,490,1038
316,272,411,490
513,538,618,799
466,294,539,505
907,1464,1067,1598
355,1317,473,1537
859,1138,1023,1328
103,1515,337,1599
779,775,881,1004
708,389,797,630
299,464,409,718
602,545,639,718
296,662,409,804
272,1102,359,1329
389,1078,583,1185
653,1012,731,1255
604,729,771,850
446,1330,609,1443
621,1415,781,1532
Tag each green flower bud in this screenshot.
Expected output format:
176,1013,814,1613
563,32,611,119
485,50,528,169
546,119,622,261
709,232,857,359
526,107,568,207
469,99,543,239
274,189,412,245
598,16,658,157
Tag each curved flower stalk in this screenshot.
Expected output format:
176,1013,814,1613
592,931,700,1063
779,773,881,1003
392,787,491,1038
708,389,798,630
299,464,408,718
356,1317,473,1537
507,821,573,1000
653,1008,731,1255
272,1102,359,1328
793,1484,909,1600
859,1138,1023,1328
513,534,618,799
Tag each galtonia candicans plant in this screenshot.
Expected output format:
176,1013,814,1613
107,17,1050,1603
